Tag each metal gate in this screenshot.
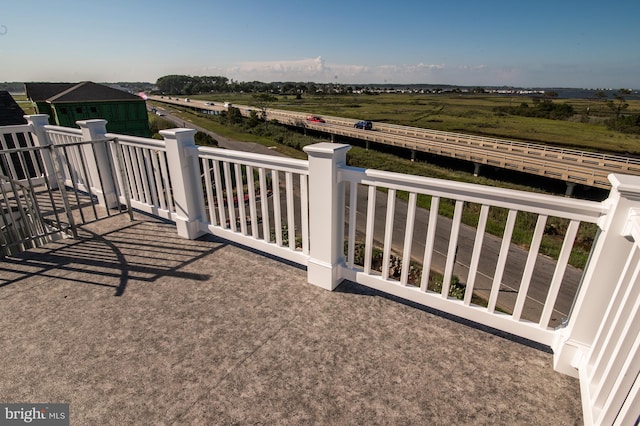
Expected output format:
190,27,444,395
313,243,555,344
1,138,132,257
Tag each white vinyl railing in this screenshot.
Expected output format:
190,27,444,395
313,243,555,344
197,145,310,265
338,166,604,345
107,133,175,220
12,115,640,424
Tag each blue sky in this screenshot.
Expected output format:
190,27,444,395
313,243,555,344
1,0,638,88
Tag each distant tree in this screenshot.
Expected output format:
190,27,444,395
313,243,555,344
607,89,631,120
194,131,218,147
281,82,296,94
222,107,243,125
246,110,260,128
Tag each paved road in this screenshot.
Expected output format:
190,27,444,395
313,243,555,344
156,106,582,327
153,105,286,157
348,185,581,327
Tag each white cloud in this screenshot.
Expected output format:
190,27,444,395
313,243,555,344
213,57,455,84
199,57,569,86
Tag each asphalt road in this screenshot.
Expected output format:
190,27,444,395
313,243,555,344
154,106,582,327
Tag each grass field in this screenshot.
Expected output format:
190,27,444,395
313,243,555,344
189,92,640,155
10,94,36,115
159,104,598,269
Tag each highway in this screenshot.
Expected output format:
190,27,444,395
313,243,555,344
150,95,640,190
150,101,582,327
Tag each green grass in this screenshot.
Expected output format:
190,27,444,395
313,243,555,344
191,92,640,155
165,105,597,269
10,94,36,115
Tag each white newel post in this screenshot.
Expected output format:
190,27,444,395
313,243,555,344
77,119,119,208
161,128,206,240
553,174,640,376
24,114,57,188
303,143,351,290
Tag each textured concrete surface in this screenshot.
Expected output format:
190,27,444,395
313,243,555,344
0,213,583,425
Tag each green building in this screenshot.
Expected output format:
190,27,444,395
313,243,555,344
24,82,151,137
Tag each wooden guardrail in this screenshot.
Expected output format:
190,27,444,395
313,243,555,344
148,96,640,189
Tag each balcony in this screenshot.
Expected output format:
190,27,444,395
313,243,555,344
1,116,639,424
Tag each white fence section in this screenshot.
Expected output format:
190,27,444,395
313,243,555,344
8,115,640,424
338,165,604,346
197,144,310,266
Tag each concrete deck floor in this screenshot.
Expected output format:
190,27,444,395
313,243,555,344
0,212,583,425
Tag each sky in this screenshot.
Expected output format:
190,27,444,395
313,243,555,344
1,0,639,88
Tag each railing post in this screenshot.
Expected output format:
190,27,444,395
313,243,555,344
77,119,119,208
24,114,57,188
553,174,640,376
161,128,206,240
303,142,351,290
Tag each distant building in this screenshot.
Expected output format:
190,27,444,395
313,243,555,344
0,91,27,126
24,82,151,137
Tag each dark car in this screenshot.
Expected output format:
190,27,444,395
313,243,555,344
354,120,373,130
307,115,326,123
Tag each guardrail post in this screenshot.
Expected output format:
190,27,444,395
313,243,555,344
161,128,206,239
553,174,640,376
24,114,57,188
77,119,119,208
303,142,351,290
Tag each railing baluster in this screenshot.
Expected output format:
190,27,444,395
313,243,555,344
151,150,167,210
246,165,259,237
420,196,440,292
300,174,309,255
77,143,99,220
512,214,548,320
158,151,173,213
235,163,247,235
400,192,417,286
487,209,518,312
539,220,580,327
381,189,396,280
347,181,358,267
212,160,226,229
223,161,236,232
109,140,133,219
62,145,86,224
121,145,138,201
364,185,377,274
0,133,20,178
202,158,217,226
272,170,282,245
135,147,151,205
442,200,464,298
143,148,159,209
285,171,295,250
259,167,270,242
464,204,489,305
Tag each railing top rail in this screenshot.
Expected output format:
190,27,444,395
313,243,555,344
198,145,309,174
0,123,32,133
47,137,116,148
340,165,606,222
0,145,43,154
105,132,167,150
44,125,82,136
